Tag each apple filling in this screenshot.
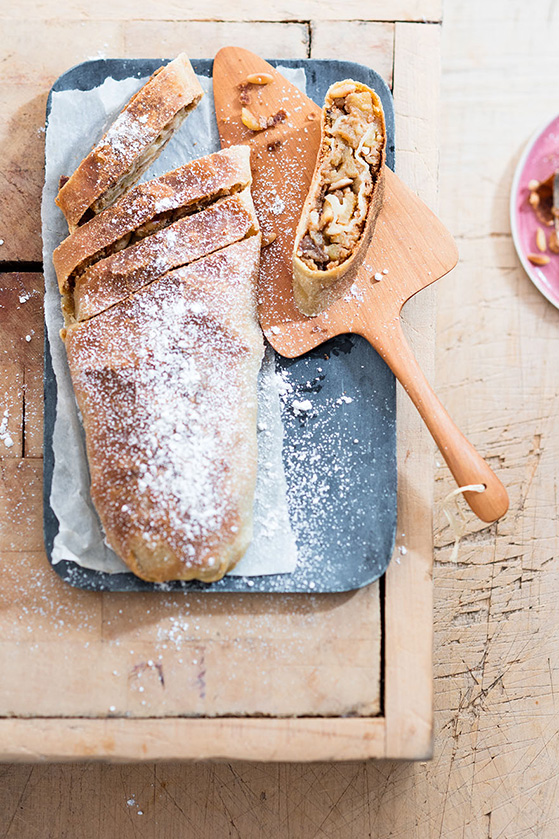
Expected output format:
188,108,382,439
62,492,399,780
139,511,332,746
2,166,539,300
297,82,385,271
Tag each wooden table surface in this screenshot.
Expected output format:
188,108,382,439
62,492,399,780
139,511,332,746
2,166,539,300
1,0,559,835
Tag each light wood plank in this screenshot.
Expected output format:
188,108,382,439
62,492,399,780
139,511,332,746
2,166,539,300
383,20,442,759
123,20,309,58
0,717,386,762
1,1,443,23
0,426,381,718
310,21,394,87
0,460,43,551
426,1,559,831
0,276,44,459
0,558,381,716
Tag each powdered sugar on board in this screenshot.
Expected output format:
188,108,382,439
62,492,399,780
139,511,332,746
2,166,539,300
43,68,305,578
65,245,296,578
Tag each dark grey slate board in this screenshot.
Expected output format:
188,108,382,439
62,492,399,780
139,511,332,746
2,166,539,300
43,57,396,594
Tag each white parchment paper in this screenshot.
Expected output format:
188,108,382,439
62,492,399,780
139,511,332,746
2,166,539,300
42,68,305,577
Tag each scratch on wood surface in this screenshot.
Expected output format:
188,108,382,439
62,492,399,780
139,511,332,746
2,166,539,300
1,766,33,839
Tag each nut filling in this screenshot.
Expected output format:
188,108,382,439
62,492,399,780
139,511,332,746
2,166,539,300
297,81,385,272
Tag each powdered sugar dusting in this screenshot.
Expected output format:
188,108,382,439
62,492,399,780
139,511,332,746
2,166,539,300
76,191,256,320
0,409,14,449
101,107,153,160
66,240,263,576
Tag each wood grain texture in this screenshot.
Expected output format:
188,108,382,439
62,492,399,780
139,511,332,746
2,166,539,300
10,0,559,832
310,21,395,87
0,718,386,763
0,0,443,22
429,0,559,834
382,20,441,760
0,274,44,458
0,488,382,717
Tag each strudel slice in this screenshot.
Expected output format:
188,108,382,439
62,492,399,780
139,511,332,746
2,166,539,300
293,79,386,316
53,145,252,324
56,54,204,232
73,189,258,322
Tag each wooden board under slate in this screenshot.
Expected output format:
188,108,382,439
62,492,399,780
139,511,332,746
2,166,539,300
0,11,437,762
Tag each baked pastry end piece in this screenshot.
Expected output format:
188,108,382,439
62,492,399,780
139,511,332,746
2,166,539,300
292,79,386,316
56,53,204,232
63,236,263,583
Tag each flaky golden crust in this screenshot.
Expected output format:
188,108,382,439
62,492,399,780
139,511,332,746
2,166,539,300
53,145,252,319
292,79,386,316
63,237,263,583
55,54,204,232
73,189,258,322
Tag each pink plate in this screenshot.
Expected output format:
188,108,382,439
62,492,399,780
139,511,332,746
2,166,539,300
510,112,559,308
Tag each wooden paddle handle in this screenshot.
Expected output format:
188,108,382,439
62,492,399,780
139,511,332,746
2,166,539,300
360,317,509,523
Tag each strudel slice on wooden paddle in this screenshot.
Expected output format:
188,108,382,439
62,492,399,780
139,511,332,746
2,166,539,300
56,54,204,232
292,79,386,316
63,236,263,583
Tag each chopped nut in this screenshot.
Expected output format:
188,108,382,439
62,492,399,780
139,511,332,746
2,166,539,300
261,231,277,247
329,177,353,190
267,140,282,152
241,107,266,131
267,109,287,128
549,230,559,253
238,83,251,105
528,192,540,208
320,202,334,227
329,81,357,99
527,252,550,265
246,72,273,85
536,227,547,252
528,179,540,191
241,107,286,132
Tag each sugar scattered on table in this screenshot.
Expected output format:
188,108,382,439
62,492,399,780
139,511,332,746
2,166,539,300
0,409,14,449
291,398,313,415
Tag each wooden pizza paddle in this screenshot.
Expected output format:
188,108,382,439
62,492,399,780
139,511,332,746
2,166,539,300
213,47,508,523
